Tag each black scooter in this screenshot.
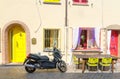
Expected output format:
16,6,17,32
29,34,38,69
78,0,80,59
23,47,67,73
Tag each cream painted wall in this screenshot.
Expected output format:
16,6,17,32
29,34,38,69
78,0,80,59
1,0,120,64
0,0,67,63
68,0,103,27
0,0,41,57
102,0,120,27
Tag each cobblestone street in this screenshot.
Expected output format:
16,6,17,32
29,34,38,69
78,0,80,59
0,64,120,79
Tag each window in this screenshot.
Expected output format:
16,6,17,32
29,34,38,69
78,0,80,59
73,0,88,4
44,29,60,51
72,28,100,50
43,0,61,4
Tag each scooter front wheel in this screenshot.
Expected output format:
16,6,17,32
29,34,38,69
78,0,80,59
25,61,36,73
57,60,67,73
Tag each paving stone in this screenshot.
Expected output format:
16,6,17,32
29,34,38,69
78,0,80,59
0,64,120,79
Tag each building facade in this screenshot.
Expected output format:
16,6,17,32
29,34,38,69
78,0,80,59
0,0,120,65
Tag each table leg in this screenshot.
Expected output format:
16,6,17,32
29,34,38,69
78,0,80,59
82,60,85,73
111,60,114,73
78,58,80,69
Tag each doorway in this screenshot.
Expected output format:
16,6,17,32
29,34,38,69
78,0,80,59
8,25,26,63
110,30,118,56
2,21,30,64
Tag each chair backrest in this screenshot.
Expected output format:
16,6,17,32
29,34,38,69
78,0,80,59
101,58,112,64
88,58,98,64
73,55,79,64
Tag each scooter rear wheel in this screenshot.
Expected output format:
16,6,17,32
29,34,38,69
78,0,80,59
57,60,67,73
25,61,36,73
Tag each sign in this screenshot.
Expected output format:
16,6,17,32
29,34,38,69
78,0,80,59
44,0,60,3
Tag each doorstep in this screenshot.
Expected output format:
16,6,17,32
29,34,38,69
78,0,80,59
2,63,23,66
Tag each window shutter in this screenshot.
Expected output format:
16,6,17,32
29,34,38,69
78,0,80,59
73,0,88,3
82,0,88,3
73,0,79,2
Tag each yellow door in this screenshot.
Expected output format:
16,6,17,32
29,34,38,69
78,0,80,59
12,26,26,63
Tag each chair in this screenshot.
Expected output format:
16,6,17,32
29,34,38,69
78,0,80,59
99,57,112,71
87,58,99,71
72,55,82,70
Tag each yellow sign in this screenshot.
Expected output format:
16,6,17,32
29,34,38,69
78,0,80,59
44,0,60,3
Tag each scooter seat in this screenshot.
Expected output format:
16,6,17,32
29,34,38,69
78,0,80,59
39,56,49,60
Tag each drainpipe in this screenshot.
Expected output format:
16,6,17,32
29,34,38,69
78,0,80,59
101,0,107,54
65,0,68,63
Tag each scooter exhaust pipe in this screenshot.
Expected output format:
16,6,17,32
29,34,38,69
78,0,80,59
25,64,35,68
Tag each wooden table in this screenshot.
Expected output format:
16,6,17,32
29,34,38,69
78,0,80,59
73,54,119,73
72,50,103,55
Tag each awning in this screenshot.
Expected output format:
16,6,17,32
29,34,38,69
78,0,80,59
107,24,120,30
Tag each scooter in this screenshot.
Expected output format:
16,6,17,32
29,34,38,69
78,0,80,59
23,47,67,73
